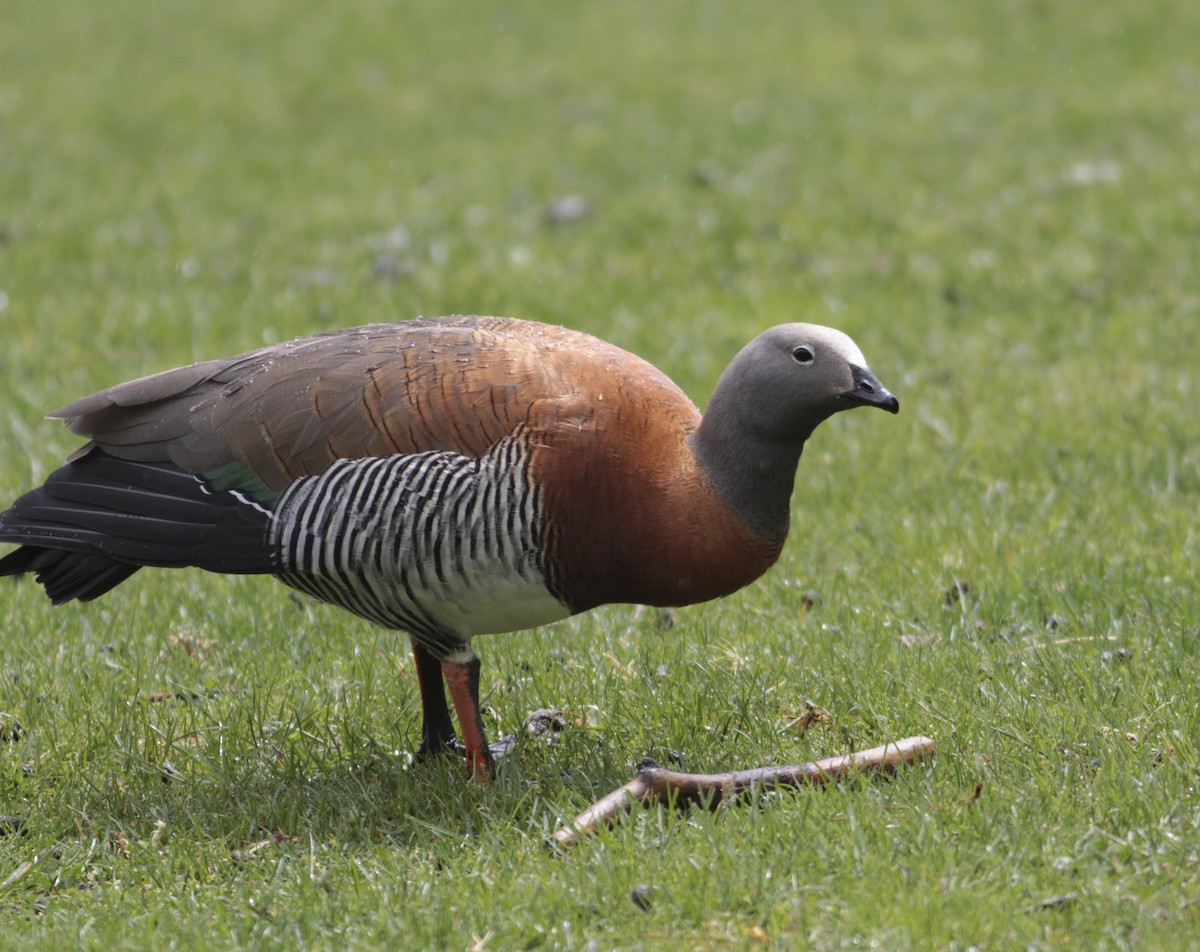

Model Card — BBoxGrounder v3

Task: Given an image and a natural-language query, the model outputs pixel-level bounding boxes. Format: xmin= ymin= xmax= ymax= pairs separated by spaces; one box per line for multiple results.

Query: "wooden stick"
xmin=549 ymin=734 xmax=936 ymax=850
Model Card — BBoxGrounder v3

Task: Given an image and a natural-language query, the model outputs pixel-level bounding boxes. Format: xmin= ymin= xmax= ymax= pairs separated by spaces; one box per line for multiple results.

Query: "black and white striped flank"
xmin=270 ymin=436 xmax=569 ymax=655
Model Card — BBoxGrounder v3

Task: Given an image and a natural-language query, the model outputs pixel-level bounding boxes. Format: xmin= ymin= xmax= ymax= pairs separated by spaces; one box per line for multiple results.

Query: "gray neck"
xmin=690 ymin=398 xmax=815 ymax=544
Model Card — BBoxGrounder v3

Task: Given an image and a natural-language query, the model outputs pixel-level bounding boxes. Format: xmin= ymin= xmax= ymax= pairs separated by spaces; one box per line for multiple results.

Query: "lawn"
xmin=2 ymin=0 xmax=1198 ymax=947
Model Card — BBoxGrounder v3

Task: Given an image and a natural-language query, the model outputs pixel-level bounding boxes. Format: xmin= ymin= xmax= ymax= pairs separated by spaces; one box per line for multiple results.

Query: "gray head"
xmin=692 ymin=323 xmax=898 ymax=540
xmin=709 ymin=323 xmax=898 ymax=440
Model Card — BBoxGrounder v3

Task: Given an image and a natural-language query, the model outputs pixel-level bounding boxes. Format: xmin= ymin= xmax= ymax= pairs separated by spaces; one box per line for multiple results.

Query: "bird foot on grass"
xmin=415 ymin=732 xmax=517 ymax=776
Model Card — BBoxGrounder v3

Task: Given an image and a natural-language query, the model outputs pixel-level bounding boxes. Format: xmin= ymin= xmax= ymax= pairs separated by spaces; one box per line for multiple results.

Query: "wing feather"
xmin=51 ymin=317 xmax=592 ymax=496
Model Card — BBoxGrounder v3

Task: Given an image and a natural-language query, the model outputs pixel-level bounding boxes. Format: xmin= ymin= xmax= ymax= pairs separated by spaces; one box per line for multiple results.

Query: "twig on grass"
xmin=549 ymin=734 xmax=936 ymax=850
xmin=1028 ymin=635 xmax=1119 ymax=650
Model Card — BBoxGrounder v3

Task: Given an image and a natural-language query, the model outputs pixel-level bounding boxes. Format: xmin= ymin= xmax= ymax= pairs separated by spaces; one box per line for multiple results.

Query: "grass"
xmin=1 ymin=0 xmax=1198 ymax=947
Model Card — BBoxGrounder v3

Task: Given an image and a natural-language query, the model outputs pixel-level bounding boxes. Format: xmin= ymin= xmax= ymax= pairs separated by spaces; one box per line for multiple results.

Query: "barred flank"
xmin=271 ymin=437 xmax=545 ymax=650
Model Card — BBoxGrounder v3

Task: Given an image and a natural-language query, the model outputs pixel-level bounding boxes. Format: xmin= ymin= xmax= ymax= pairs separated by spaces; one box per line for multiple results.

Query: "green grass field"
xmin=2 ymin=0 xmax=1198 ymax=947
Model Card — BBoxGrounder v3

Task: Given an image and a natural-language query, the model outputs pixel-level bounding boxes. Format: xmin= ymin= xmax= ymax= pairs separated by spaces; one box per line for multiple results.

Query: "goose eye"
xmin=791 ymin=345 xmax=814 ymax=364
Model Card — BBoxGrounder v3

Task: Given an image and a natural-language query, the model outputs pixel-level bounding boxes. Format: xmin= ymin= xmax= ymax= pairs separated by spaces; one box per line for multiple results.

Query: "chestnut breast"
xmin=522 ymin=345 xmax=784 ymax=613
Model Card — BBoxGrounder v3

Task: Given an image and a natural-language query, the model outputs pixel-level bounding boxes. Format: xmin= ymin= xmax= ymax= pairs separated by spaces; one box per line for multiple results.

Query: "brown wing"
xmin=52 ymin=316 xmax=615 ymax=496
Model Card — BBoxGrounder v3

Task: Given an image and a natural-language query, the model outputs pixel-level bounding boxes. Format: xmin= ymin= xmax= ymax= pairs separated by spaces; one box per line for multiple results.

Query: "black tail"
xmin=0 ymin=450 xmax=276 ymax=604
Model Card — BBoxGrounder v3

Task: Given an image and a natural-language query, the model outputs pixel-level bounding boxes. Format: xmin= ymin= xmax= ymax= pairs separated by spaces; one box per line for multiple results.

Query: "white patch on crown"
xmin=816 ymin=327 xmax=868 ymax=368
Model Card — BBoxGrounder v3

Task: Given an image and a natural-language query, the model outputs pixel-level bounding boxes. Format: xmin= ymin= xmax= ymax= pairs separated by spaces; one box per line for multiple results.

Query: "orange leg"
xmin=441 ymin=655 xmax=493 ymax=783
